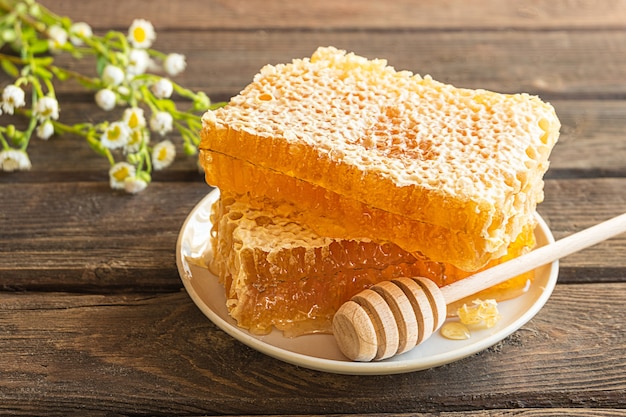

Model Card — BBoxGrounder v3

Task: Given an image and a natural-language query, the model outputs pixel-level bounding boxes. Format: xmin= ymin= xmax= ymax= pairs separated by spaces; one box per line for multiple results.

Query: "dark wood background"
xmin=1 ymin=1 xmax=625 ymax=415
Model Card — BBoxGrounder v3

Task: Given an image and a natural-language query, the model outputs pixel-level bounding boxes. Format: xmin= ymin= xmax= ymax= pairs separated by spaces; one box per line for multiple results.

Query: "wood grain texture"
xmin=38 ymin=0 xmax=626 ymax=30
xmin=21 ymin=29 xmax=626 ymax=99
xmin=1 ymin=0 xmax=625 ymax=415
xmin=0 ymin=284 xmax=624 ymax=415
xmin=0 ymin=182 xmax=210 ymax=291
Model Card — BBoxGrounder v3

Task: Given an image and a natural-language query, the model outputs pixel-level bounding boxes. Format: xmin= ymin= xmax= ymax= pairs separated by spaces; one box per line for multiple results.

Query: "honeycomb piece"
xmin=457 ymin=299 xmax=502 ymax=329
xmin=200 ymin=46 xmax=560 ymax=270
xmin=201 ymin=149 xmax=537 ymax=271
xmin=209 ymin=192 xmax=535 ymax=336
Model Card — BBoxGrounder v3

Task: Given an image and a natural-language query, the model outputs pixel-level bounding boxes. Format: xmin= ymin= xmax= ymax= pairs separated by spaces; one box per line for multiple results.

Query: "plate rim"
xmin=176 ymin=189 xmax=559 ymax=375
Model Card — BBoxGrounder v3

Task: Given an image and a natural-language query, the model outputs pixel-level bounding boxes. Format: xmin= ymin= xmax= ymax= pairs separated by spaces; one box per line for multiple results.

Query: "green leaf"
xmin=155 ymin=99 xmax=176 ymax=113
xmin=33 ymin=65 xmax=53 ymax=79
xmin=30 ymin=39 xmax=50 ymax=55
xmin=1 ymin=59 xmax=20 ymax=78
xmin=36 ymin=57 xmax=55 ymax=66
xmin=19 ymin=25 xmax=37 ymax=41
xmin=96 ymin=54 xmax=108 ymax=76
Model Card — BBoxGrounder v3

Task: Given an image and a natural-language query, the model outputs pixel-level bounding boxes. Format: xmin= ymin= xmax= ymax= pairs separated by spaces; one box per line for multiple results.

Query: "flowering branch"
xmin=0 ymin=0 xmax=223 ymax=192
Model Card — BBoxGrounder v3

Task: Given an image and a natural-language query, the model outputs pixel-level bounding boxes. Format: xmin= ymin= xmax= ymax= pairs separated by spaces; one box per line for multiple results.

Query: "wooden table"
xmin=2 ymin=1 xmax=625 ymax=415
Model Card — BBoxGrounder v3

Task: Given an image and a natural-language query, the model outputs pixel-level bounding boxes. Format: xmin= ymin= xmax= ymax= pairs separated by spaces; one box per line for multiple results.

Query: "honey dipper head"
xmin=332 ymin=277 xmax=447 ymax=362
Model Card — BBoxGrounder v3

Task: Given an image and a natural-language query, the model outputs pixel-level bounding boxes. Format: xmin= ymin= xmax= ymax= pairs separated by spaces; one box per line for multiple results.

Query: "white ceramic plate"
xmin=176 ymin=189 xmax=559 ymax=375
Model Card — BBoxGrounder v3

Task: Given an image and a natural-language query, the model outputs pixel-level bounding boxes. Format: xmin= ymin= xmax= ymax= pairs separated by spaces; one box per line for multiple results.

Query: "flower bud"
xmin=163 ymin=53 xmax=186 ymax=76
xmin=126 ymin=152 xmax=141 ymax=164
xmin=102 ymin=65 xmax=125 ymax=86
xmin=2 ymin=29 xmax=17 ymax=43
xmin=151 ymin=78 xmax=173 ymax=99
xmin=95 ymin=89 xmax=117 ymax=111
xmin=6 ymin=124 xmax=16 ymax=138
xmin=192 ymin=92 xmax=211 ymax=111
xmin=36 ymin=120 xmax=55 ymax=140
xmin=183 ymin=142 xmax=197 ymax=155
xmin=136 ymin=170 xmax=151 ymax=183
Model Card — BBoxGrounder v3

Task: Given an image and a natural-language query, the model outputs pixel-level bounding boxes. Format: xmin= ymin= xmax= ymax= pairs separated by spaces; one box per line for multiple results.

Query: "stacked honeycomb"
xmin=200 ymin=47 xmax=559 ymax=335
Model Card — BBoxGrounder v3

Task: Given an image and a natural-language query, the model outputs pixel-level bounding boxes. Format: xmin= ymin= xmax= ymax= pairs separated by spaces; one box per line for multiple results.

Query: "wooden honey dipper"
xmin=332 ymin=212 xmax=626 ymax=362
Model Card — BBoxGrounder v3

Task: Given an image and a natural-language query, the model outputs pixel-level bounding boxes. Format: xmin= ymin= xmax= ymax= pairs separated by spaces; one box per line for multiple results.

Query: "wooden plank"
xmin=540 ymin=179 xmax=626 ymax=282
xmin=0 ymin=182 xmax=211 ymax=291
xmin=163 ymin=29 xmax=626 ymax=98
xmin=548 ymin=101 xmax=626 ymax=177
xmin=38 ymin=0 xmax=626 ymax=30
xmin=6 ymin=28 xmax=623 ymax=99
xmin=0 ymin=179 xmax=624 ymax=291
xmin=0 ymin=283 xmax=623 ymax=414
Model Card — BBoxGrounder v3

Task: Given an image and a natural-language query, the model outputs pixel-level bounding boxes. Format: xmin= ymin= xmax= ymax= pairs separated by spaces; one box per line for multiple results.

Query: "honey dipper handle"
xmin=441 ymin=212 xmax=626 ymax=304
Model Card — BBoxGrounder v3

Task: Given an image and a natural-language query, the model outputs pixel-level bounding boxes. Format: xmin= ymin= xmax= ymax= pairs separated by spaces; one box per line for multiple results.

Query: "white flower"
xmin=109 ymin=162 xmax=136 ymax=190
xmin=125 ymin=128 xmax=148 ymax=153
xmin=1 ymin=85 xmax=26 ymax=115
xmin=124 ymin=176 xmax=148 ymax=194
xmin=163 ymin=53 xmax=186 ymax=76
xmin=34 ymin=96 xmax=60 ymax=121
xmin=69 ymin=22 xmax=92 ymax=46
xmin=149 ymin=111 xmax=173 ymax=136
xmin=47 ymin=25 xmax=68 ymax=52
xmin=127 ymin=19 xmax=155 ymax=49
xmin=127 ymin=48 xmax=150 ymax=76
xmin=95 ymin=89 xmax=117 ymax=111
xmin=36 ymin=120 xmax=55 ymax=140
xmin=102 ymin=65 xmax=125 ymax=86
xmin=122 ymin=107 xmax=146 ymax=130
xmin=0 ymin=149 xmax=32 ymax=172
xmin=151 ymin=140 xmax=176 ymax=170
xmin=101 ymin=122 xmax=131 ymax=149
xmin=151 ymin=78 xmax=173 ymax=99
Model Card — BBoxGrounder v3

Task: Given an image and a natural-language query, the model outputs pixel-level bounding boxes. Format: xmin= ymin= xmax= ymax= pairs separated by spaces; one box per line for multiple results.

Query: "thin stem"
xmin=20 ymin=111 xmax=37 ymax=151
xmin=0 ymin=131 xmax=10 ymax=150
